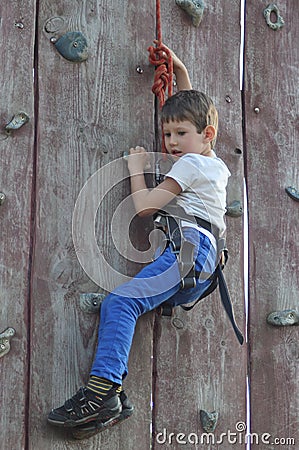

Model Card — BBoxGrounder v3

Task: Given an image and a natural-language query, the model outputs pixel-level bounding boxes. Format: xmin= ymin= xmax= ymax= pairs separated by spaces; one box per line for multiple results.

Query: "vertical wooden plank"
xmin=245 ymin=1 xmax=299 ymax=446
xmin=29 ymin=1 xmax=155 ymax=448
xmin=0 ymin=2 xmax=36 ymax=449
xmin=153 ymin=1 xmax=246 ymax=449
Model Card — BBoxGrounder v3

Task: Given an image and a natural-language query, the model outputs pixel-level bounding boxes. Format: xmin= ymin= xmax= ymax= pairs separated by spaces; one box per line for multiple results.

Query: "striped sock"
xmin=86 ymin=375 xmax=121 ymax=397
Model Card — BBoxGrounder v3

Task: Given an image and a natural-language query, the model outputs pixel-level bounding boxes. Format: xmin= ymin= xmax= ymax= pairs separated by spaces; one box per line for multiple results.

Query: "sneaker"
xmin=71 ymin=390 xmax=134 ymax=440
xmin=47 ymin=387 xmax=122 ymax=428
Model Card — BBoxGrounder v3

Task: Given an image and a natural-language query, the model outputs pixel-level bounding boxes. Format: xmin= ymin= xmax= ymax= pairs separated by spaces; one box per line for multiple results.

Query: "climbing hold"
xmin=267 ymin=310 xmax=299 ymax=327
xmin=225 ymin=200 xmax=243 ymax=217
xmin=285 ymin=186 xmax=299 ymax=202
xmin=175 ymin=0 xmax=205 ymax=27
xmin=0 ymin=327 xmax=16 ymax=358
xmin=5 ymin=112 xmax=29 ymax=131
xmin=263 ymin=4 xmax=285 ymax=31
xmin=53 ymin=31 xmax=88 ymax=62
xmin=79 ymin=293 xmax=105 ymax=314
xmin=199 ymin=410 xmax=219 ymax=432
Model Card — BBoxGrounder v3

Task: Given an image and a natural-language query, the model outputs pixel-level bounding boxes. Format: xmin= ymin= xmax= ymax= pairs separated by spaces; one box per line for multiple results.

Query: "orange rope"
xmin=148 ymin=0 xmax=173 ymax=159
xmin=148 ymin=0 xmax=173 ymax=109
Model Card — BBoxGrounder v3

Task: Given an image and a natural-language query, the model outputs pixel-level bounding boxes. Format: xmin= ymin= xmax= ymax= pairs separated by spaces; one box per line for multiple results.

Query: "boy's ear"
xmin=204 ymin=125 xmax=216 ymax=143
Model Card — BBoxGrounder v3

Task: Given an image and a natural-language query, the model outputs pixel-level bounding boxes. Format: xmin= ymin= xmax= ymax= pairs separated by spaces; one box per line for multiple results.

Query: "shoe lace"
xmin=65 ymin=387 xmax=88 ymax=414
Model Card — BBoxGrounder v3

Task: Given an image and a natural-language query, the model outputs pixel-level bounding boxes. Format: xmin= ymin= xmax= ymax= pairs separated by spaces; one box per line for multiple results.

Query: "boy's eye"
xmin=178 ymin=131 xmax=186 ymax=136
xmin=164 ymin=132 xmax=171 ymax=137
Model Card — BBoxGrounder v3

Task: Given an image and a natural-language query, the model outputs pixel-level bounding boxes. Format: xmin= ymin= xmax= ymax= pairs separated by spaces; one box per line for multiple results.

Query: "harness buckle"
xmin=178 ymin=239 xmax=196 ymax=290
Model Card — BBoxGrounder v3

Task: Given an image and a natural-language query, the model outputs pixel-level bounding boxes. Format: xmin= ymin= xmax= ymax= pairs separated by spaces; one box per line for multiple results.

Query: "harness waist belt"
xmin=194 ymin=217 xmax=212 ymax=233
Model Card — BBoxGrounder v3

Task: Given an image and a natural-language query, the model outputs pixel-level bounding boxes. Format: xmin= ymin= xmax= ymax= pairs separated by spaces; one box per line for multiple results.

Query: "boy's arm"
xmin=171 ymin=51 xmax=192 ymax=90
xmin=127 ymin=147 xmax=181 ymax=216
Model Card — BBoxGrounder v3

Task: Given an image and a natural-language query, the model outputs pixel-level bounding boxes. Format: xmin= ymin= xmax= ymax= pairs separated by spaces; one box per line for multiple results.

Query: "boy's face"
xmin=163 ymin=120 xmax=212 ymax=159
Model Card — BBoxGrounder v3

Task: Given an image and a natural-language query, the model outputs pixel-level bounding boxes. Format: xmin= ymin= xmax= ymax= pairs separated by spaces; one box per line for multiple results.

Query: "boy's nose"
xmin=169 ymin=135 xmax=177 ymax=145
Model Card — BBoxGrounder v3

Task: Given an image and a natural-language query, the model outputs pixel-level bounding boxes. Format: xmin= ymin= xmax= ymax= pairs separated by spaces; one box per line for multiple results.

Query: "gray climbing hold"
xmin=225 ymin=200 xmax=243 ymax=217
xmin=79 ymin=293 xmax=105 ymax=314
xmin=263 ymin=4 xmax=285 ymax=31
xmin=5 ymin=112 xmax=29 ymax=131
xmin=0 ymin=327 xmax=16 ymax=358
xmin=199 ymin=410 xmax=219 ymax=432
xmin=285 ymin=186 xmax=299 ymax=202
xmin=267 ymin=310 xmax=299 ymax=327
xmin=175 ymin=0 xmax=205 ymax=27
xmin=54 ymin=31 xmax=88 ymax=62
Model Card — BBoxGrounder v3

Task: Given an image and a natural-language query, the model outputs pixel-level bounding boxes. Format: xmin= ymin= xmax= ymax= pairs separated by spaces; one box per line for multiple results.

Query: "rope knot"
xmin=148 ymin=42 xmax=173 ymax=109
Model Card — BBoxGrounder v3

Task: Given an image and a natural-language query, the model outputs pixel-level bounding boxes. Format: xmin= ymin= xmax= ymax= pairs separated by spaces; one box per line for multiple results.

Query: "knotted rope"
xmin=148 ymin=0 xmax=173 ymax=160
xmin=148 ymin=0 xmax=173 ymax=109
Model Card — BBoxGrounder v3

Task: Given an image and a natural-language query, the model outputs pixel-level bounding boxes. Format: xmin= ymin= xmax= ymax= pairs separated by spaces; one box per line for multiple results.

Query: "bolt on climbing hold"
xmin=285 ymin=186 xmax=299 ymax=202
xmin=225 ymin=200 xmax=243 ymax=218
xmin=175 ymin=0 xmax=205 ymax=27
xmin=79 ymin=293 xmax=105 ymax=314
xmin=0 ymin=327 xmax=16 ymax=358
xmin=52 ymin=31 xmax=88 ymax=62
xmin=199 ymin=410 xmax=219 ymax=433
xmin=267 ymin=310 xmax=299 ymax=327
xmin=136 ymin=66 xmax=144 ymax=74
xmin=254 ymin=107 xmax=260 ymax=114
xmin=5 ymin=112 xmax=29 ymax=131
xmin=263 ymin=4 xmax=285 ymax=31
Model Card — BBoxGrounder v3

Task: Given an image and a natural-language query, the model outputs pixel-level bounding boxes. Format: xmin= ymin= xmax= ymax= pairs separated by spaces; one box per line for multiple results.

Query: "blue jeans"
xmin=91 ymin=228 xmax=216 ymax=384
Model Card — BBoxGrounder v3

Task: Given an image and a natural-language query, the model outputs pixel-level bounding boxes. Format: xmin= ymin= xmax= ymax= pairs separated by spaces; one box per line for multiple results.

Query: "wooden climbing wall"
xmin=152 ymin=1 xmax=247 ymax=449
xmin=0 ymin=2 xmax=36 ymax=449
xmin=245 ymin=1 xmax=299 ymax=447
xmin=30 ymin=1 xmax=155 ymax=449
xmin=0 ymin=1 xmax=297 ymax=450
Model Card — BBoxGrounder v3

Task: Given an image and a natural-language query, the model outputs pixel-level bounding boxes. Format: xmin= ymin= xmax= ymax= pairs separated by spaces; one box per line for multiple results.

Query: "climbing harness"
xmin=154 ymin=204 xmax=244 ymax=345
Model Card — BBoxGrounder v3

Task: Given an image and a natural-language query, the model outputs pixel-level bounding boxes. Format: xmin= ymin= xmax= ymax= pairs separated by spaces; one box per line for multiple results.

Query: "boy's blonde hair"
xmin=161 ymin=90 xmax=218 ymax=148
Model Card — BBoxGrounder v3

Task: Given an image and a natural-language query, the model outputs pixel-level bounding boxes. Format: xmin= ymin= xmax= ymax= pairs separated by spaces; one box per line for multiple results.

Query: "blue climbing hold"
xmin=54 ymin=31 xmax=88 ymax=62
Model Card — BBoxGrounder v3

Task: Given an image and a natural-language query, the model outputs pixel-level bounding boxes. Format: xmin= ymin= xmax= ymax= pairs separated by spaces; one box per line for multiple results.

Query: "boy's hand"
xmin=153 ymin=41 xmax=186 ymax=73
xmin=152 ymin=41 xmax=192 ymax=90
xmin=127 ymin=146 xmax=150 ymax=174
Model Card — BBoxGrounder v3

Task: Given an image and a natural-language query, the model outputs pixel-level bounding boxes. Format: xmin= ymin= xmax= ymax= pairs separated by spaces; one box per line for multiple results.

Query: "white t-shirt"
xmin=166 ymin=152 xmax=231 ymax=236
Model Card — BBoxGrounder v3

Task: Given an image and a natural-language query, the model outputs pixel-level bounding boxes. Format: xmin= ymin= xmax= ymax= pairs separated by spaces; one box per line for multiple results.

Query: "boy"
xmin=48 ymin=48 xmax=230 ymax=430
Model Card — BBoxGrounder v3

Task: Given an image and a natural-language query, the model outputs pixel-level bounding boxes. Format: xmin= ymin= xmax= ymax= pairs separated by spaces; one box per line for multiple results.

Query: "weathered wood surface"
xmin=29 ymin=1 xmax=155 ymax=449
xmin=3 ymin=1 xmax=298 ymax=449
xmin=153 ymin=1 xmax=247 ymax=449
xmin=245 ymin=0 xmax=299 ymax=447
xmin=0 ymin=2 xmax=36 ymax=449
